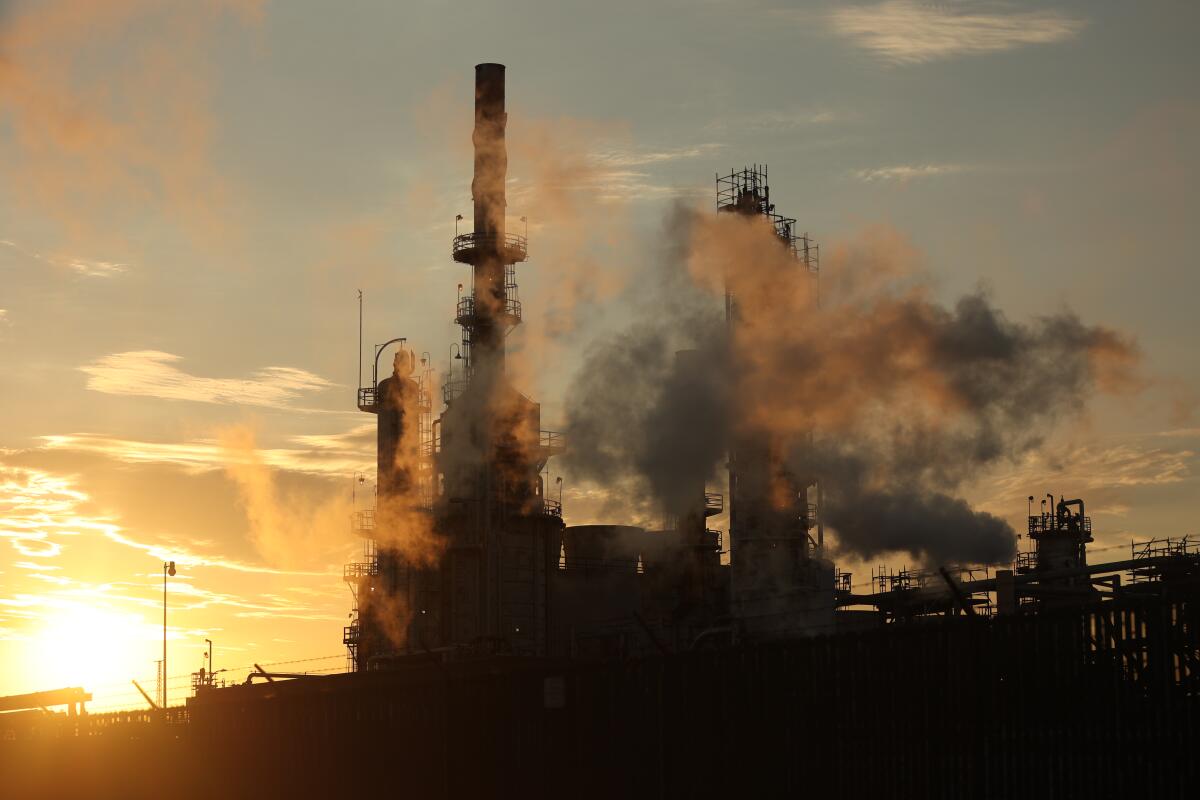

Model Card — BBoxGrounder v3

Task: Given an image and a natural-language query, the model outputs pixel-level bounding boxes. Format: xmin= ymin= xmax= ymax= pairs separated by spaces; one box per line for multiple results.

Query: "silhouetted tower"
xmin=432 ymin=64 xmax=563 ymax=655
xmin=344 ymin=340 xmax=435 ymax=670
xmin=716 ymin=165 xmax=831 ymax=636
xmin=1028 ymin=495 xmax=1097 ymax=607
xmin=449 ymin=63 xmax=525 ymax=384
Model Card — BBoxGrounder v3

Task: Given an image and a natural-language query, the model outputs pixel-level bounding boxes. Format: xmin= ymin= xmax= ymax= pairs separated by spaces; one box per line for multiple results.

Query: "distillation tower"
xmin=346 ymin=64 xmax=563 ymax=669
xmin=717 ymin=166 xmax=836 ymax=637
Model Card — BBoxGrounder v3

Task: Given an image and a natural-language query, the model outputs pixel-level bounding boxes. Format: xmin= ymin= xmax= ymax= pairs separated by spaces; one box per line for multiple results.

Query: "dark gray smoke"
xmin=562 ymin=206 xmax=1136 ymax=564
xmin=563 ymin=206 xmax=728 ymax=520
xmin=563 ymin=318 xmax=729 ymax=521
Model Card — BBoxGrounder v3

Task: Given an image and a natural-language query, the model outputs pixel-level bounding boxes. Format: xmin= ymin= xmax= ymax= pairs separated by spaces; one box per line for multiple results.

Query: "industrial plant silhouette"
xmin=1 ymin=64 xmax=1196 ymax=800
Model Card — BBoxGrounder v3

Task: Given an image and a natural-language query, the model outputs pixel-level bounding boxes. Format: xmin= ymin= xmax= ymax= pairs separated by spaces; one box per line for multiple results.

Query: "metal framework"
xmin=716 ymin=165 xmax=819 ymax=271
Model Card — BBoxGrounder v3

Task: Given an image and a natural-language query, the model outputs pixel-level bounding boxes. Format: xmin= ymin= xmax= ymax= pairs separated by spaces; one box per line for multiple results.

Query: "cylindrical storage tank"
xmin=563 ymin=525 xmax=644 ymax=572
xmin=376 ymin=350 xmax=419 ymax=499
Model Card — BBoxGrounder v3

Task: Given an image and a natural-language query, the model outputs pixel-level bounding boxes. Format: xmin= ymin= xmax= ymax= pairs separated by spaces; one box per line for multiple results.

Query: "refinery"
xmin=2 ymin=64 xmax=1197 ymax=799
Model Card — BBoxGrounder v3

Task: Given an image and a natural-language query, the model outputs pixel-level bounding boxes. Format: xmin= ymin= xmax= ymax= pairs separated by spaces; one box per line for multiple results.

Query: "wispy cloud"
xmin=993 ymin=442 xmax=1193 ymax=495
xmin=854 ymin=163 xmax=965 ymax=182
xmin=976 ymin=440 xmax=1195 ymax=521
xmin=588 ymin=142 xmax=722 ymax=168
xmin=42 ymin=427 xmax=373 ymax=477
xmin=1 ymin=239 xmax=128 ymax=277
xmin=61 ymin=257 xmax=128 ymax=277
xmin=79 ymin=350 xmax=335 ymax=407
xmin=0 ymin=459 xmax=337 ymax=576
xmin=829 ymin=1 xmax=1087 ymax=64
xmin=504 ymin=142 xmax=717 ymax=206
xmin=13 ymin=561 xmax=61 ymax=571
xmin=706 ymin=108 xmax=841 ymax=134
xmin=0 ymin=464 xmax=87 ymax=558
xmin=1157 ymin=428 xmax=1200 ymax=439
xmin=103 ymin=530 xmax=332 ymax=577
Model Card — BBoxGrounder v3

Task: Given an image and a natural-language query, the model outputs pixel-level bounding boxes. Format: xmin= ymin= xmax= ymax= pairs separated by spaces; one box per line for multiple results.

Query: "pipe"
xmin=838 ymin=552 xmax=1199 ymax=607
xmin=372 ymin=337 xmax=408 ymax=391
xmin=243 ymin=668 xmax=318 ymax=684
xmin=937 ymin=567 xmax=978 ymax=617
xmin=131 ymin=680 xmax=158 ymax=710
xmin=1058 ymin=498 xmax=1085 ymax=519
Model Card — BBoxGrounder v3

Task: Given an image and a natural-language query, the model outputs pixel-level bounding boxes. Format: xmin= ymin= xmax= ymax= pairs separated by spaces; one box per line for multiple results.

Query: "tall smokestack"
xmin=470 ymin=62 xmax=508 ymax=371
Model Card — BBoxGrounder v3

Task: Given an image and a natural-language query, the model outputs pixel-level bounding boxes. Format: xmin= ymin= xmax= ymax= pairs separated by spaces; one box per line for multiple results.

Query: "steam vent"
xmin=5 ymin=63 xmax=1198 ymax=800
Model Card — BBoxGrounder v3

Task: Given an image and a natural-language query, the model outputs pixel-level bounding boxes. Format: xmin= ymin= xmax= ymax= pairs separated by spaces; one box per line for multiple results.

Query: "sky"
xmin=0 ymin=0 xmax=1197 ymax=711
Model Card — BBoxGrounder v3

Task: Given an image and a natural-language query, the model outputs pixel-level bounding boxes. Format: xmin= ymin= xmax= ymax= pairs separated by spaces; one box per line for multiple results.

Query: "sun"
xmin=22 ymin=603 xmax=160 ymax=709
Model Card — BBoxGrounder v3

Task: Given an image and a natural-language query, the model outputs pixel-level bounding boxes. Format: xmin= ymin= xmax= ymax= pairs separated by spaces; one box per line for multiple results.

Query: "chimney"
xmin=472 ymin=63 xmax=507 ymax=241
xmin=469 ymin=63 xmax=508 ymax=363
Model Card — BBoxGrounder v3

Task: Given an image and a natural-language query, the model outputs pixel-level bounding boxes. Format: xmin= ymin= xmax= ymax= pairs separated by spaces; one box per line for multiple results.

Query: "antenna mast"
xmin=357 ymin=290 xmax=364 ymax=397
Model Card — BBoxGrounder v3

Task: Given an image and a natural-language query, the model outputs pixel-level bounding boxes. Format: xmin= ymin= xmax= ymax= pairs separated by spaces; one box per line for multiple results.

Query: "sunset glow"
xmin=1 ymin=0 xmax=1196 ymax=720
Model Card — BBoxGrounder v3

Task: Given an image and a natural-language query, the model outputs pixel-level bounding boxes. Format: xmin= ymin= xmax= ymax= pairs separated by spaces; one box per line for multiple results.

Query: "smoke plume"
xmin=564 ymin=207 xmax=1139 ymax=565
xmin=217 ymin=423 xmax=352 ymax=569
xmin=374 ymin=353 xmax=444 ymax=567
xmin=0 ymin=0 xmax=262 ymax=244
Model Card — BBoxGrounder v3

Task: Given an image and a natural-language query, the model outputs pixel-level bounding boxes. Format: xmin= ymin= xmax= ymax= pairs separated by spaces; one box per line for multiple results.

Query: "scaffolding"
xmin=1129 ymin=535 xmax=1200 ymax=584
xmin=716 ymin=165 xmax=819 ymax=272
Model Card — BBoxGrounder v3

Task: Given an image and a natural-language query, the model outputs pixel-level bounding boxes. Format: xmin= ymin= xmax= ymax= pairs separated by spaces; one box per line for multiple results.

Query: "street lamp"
xmin=163 ymin=561 xmax=175 ymax=707
xmin=204 ymin=638 xmax=213 ymax=687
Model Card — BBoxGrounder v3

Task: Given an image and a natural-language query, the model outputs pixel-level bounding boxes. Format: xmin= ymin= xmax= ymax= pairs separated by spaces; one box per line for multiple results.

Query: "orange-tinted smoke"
xmin=0 ymin=0 xmax=262 ymax=246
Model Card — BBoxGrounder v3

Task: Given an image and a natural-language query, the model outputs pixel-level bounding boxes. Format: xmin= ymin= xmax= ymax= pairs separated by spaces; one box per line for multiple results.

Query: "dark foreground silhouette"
xmin=3 ymin=593 xmax=1197 ymax=800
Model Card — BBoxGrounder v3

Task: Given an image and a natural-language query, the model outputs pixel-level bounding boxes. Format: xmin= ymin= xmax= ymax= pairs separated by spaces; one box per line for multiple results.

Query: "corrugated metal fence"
xmin=4 ymin=595 xmax=1197 ymax=799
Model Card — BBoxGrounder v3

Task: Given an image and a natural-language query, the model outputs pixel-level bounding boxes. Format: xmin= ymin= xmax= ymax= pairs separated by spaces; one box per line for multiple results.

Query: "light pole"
xmin=163 ymin=560 xmax=175 ymax=707
xmin=204 ymin=638 xmax=213 ymax=687
xmin=352 ymin=471 xmax=368 ymax=506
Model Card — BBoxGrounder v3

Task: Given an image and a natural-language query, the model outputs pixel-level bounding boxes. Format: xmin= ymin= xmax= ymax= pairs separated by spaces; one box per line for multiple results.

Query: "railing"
xmin=361 ymin=382 xmax=433 ymax=414
xmin=455 ymin=295 xmax=522 ymax=325
xmin=343 ymin=560 xmax=379 ymax=581
xmin=872 ymin=567 xmax=923 ymax=595
xmin=540 ymin=430 xmax=563 ymax=452
xmin=443 ymin=377 xmax=469 ymax=405
xmin=352 ymin=509 xmax=375 ymax=535
xmin=1130 ymin=535 xmax=1200 ymax=583
xmin=559 ymin=556 xmax=641 ymax=573
xmin=542 ymin=498 xmax=562 ymax=518
xmin=1015 ymin=551 xmax=1037 ymax=573
xmin=834 ymin=571 xmax=853 ymax=594
xmin=1132 ymin=535 xmax=1198 ymax=561
xmin=1028 ymin=514 xmax=1092 ymax=538
xmin=451 ymin=232 xmax=528 ymax=263
xmin=704 ymin=492 xmax=724 ymax=516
